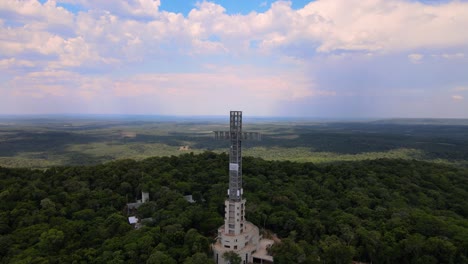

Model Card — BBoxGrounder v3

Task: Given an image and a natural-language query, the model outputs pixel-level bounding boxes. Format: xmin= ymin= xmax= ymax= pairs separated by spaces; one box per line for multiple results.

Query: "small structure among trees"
xmin=126 ymin=191 xmax=150 ymax=229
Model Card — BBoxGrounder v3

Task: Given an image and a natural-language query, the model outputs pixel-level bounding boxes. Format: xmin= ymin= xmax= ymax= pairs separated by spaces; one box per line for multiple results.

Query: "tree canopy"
xmin=1 ymin=152 xmax=467 ymax=263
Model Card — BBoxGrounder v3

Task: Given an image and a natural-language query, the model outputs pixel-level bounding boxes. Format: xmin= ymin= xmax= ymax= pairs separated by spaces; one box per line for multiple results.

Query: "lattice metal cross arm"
xmin=213 ymin=131 xmax=261 ymax=141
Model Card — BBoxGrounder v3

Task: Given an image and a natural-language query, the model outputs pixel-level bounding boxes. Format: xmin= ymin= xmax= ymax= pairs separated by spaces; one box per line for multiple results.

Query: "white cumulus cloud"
xmin=1 ymin=0 xmax=468 ymax=116
xmin=408 ymin=53 xmax=424 ymax=63
xmin=442 ymin=53 xmax=465 ymax=59
xmin=57 ymin=0 xmax=161 ymax=18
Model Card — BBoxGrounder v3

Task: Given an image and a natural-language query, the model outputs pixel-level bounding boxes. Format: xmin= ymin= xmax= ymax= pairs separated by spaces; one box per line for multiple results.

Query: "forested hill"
xmin=1 ymin=153 xmax=467 ymax=263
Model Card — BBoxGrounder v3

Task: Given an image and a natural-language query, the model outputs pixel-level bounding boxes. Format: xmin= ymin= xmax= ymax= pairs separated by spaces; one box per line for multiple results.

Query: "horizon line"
xmin=1 ymin=113 xmax=468 ymax=120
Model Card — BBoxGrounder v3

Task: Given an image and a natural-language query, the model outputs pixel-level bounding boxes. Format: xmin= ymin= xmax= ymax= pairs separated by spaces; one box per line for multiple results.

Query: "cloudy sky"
xmin=1 ymin=0 xmax=468 ymax=117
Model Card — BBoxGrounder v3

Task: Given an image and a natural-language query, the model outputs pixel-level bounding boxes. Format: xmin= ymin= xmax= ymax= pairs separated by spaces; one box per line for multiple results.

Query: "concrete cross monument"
xmin=212 ymin=111 xmax=274 ymax=264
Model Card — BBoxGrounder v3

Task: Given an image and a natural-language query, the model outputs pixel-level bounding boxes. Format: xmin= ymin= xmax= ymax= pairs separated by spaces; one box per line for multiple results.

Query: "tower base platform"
xmin=212 ymin=222 xmax=274 ymax=264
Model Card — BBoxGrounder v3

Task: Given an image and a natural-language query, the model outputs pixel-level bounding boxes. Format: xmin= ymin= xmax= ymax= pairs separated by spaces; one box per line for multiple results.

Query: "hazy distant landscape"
xmin=1 ymin=116 xmax=467 ymax=168
xmin=3 ymin=0 xmax=468 ymax=263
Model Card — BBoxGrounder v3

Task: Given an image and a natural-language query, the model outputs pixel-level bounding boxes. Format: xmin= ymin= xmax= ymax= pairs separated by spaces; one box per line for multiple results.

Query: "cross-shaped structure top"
xmin=214 ymin=111 xmax=261 ymax=202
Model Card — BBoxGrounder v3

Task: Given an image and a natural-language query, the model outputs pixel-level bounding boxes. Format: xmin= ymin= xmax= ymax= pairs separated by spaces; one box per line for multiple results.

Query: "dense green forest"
xmin=1 ymin=153 xmax=467 ymax=263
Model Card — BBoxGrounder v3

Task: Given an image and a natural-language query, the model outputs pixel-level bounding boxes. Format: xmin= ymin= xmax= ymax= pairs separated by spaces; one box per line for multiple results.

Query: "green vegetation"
xmin=1 ymin=153 xmax=467 ymax=263
xmin=244 ymin=147 xmax=424 ymax=163
xmin=223 ymin=251 xmax=242 ymax=264
xmin=1 ymin=117 xmax=468 ymax=168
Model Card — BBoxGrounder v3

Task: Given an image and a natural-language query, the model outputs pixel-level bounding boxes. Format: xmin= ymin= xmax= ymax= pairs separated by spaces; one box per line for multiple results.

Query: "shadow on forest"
xmin=0 ymin=131 xmax=107 ymax=157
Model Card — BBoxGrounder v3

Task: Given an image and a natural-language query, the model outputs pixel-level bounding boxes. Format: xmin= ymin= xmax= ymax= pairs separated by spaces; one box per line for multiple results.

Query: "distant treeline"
xmin=2 ymin=121 xmax=468 ymax=168
xmin=1 ymin=153 xmax=467 ymax=263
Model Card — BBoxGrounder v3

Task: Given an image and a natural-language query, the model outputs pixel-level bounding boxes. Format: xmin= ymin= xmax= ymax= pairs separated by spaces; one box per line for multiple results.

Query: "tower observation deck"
xmin=212 ymin=111 xmax=273 ymax=264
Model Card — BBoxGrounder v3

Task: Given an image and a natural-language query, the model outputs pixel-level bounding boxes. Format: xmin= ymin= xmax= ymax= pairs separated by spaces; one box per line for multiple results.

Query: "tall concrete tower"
xmin=212 ymin=111 xmax=273 ymax=264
